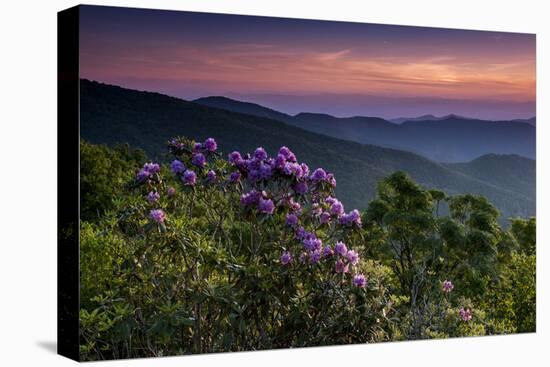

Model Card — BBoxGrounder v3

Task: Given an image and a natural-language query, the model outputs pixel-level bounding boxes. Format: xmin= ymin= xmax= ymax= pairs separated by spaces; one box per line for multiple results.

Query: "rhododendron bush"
xmin=79 ymin=138 xmax=535 ymax=361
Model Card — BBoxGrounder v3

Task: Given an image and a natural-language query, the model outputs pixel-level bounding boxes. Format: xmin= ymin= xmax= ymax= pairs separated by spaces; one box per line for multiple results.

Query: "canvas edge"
xmin=57 ymin=4 xmax=81 ymax=362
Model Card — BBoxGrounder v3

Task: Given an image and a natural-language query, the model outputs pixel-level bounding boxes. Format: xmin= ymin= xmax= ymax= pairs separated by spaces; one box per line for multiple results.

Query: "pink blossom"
xmin=335 ymin=259 xmax=350 ymax=273
xmin=459 ymin=307 xmax=473 ymax=322
xmin=442 ymin=280 xmax=454 ymax=293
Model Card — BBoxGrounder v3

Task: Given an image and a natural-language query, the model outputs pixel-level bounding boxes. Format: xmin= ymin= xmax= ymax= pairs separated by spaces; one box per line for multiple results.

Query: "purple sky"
xmin=79 ymin=5 xmax=536 ymax=120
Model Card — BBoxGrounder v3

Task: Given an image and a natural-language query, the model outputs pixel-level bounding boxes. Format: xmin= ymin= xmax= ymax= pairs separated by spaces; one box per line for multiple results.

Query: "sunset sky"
xmin=79 ymin=5 xmax=536 ymax=120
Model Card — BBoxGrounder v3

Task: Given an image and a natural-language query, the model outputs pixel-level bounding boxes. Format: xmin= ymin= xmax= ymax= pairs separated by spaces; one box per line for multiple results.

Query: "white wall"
xmin=0 ymin=1 xmax=546 ymax=366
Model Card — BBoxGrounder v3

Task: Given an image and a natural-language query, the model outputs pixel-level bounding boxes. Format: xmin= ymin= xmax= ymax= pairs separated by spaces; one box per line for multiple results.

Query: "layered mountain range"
xmin=194 ymin=96 xmax=535 ymax=163
xmin=80 ymin=80 xmax=536 ymax=222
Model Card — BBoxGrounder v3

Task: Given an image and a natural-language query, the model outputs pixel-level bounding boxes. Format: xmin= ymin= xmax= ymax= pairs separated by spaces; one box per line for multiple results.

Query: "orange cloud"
xmin=81 ymin=41 xmax=535 ymax=102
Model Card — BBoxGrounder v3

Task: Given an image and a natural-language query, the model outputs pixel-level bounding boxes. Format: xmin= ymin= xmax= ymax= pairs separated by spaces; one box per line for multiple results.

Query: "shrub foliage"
xmin=79 ymin=138 xmax=536 ymax=360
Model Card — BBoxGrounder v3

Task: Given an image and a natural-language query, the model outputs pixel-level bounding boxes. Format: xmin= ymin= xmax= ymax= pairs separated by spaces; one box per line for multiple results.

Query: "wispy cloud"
xmin=81 ymin=40 xmax=535 ymax=103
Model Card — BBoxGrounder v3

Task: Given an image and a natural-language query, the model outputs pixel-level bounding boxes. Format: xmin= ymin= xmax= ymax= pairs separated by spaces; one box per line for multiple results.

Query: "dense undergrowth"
xmin=79 ymin=138 xmax=535 ymax=361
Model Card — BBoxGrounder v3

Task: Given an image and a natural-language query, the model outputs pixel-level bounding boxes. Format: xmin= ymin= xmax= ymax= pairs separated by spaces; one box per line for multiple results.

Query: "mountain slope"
xmin=193 ymin=96 xmax=294 ymax=124
xmin=195 ymin=96 xmax=536 ymax=162
xmin=445 ymin=154 xmax=536 ymax=202
xmin=81 ymin=80 xmax=535 ymax=220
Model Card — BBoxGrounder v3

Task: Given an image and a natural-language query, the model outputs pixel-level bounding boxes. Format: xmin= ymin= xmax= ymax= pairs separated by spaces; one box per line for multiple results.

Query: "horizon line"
xmin=80 ymin=78 xmax=537 ymax=122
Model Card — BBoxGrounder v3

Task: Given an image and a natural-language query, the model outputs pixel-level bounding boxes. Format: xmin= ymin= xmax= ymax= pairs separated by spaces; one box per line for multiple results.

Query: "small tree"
xmin=365 ymin=172 xmax=501 ymax=338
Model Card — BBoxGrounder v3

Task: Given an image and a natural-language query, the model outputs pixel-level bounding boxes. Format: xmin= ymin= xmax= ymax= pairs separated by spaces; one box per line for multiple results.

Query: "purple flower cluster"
xmin=229 ymin=171 xmax=241 ymax=183
xmin=168 ymin=138 xmax=186 ymax=154
xmin=168 ymin=137 xmax=216 ymax=166
xmin=162 ymin=137 xmax=366 ymax=289
xmin=136 ymin=162 xmax=160 ymax=182
xmin=286 ymin=213 xmax=299 ymax=227
xmin=345 ymin=250 xmax=360 ymax=266
xmin=332 ymin=241 xmax=361 ymax=274
xmin=279 ymin=146 xmax=297 ymax=162
xmin=143 ymin=162 xmax=160 ymax=173
xmin=308 ymin=197 xmax=361 ymax=228
xmin=243 ymin=149 xmax=273 ymax=182
xmin=292 ymin=228 xmax=325 ymax=264
xmin=293 ymin=181 xmax=308 ymax=195
xmin=310 ymin=168 xmax=336 ymax=187
xmin=310 ymin=250 xmax=322 ymax=264
xmin=168 ymin=138 xmax=219 ymax=187
xmin=206 ymin=170 xmax=217 ymax=183
xmin=240 ymin=190 xmax=275 ymax=215
xmin=255 ymin=147 xmax=268 ymax=161
xmin=442 ymin=280 xmax=454 ymax=293
xmin=339 ymin=209 xmax=362 ymax=227
xmin=147 ymin=191 xmax=160 ymax=203
xmin=323 ymin=245 xmax=334 ymax=257
xmin=190 ymin=137 xmax=219 ymax=154
xmin=320 ymin=211 xmax=331 ymax=224
xmin=170 ymin=158 xmax=197 ymax=187
xmin=311 ymin=168 xmax=327 ymax=183
xmin=291 ymin=229 xmax=362 ymax=275
xmin=334 ymin=241 xmax=348 ymax=256
xmin=303 ymin=236 xmax=322 ymax=252
xmin=240 ymin=190 xmax=262 ymax=206
xmin=182 ymin=170 xmax=197 ymax=186
xmin=204 ymin=138 xmax=217 ymax=152
xmin=280 ymin=251 xmax=292 ymax=265
xmin=171 ymin=160 xmax=186 ymax=174
xmin=228 ymin=146 xmax=311 ymax=190
xmin=191 ymin=153 xmax=206 ymax=168
xmin=459 ymin=307 xmax=472 ymax=321
xmin=258 ymin=197 xmax=275 ymax=214
xmin=149 ymin=209 xmax=166 ymax=224
xmin=329 ymin=198 xmax=344 ymax=217
xmin=352 ymin=274 xmax=367 ymax=288
xmin=226 ymin=145 xmax=359 ymax=233
xmin=228 ymin=151 xmax=242 ymax=165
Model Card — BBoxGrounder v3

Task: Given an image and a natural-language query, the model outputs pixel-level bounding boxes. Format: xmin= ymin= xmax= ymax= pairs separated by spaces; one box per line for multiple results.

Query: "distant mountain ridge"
xmin=390 ymin=114 xmax=473 ymax=124
xmin=81 ymin=80 xmax=535 ymax=222
xmin=512 ymin=117 xmax=536 ymax=126
xmin=194 ymin=96 xmax=536 ymax=163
